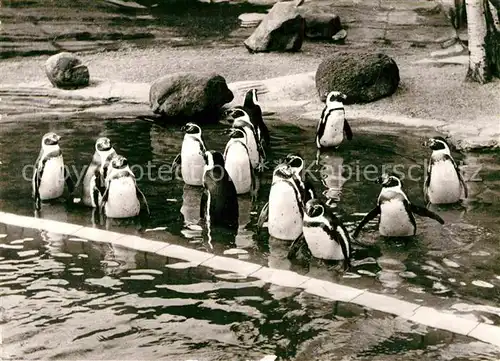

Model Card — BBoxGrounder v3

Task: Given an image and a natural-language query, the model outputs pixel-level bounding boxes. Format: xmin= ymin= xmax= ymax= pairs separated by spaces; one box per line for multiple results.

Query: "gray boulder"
xmin=298 ymin=8 xmax=342 ymax=40
xmin=149 ymin=72 xmax=234 ymax=123
xmin=315 ymin=52 xmax=400 ymax=104
xmin=244 ymin=1 xmax=306 ymax=53
xmin=45 ymin=52 xmax=90 ymax=89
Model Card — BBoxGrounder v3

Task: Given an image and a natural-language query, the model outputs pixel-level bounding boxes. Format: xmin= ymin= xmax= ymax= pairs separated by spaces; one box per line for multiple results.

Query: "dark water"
xmin=1 ymin=117 xmax=500 ymax=359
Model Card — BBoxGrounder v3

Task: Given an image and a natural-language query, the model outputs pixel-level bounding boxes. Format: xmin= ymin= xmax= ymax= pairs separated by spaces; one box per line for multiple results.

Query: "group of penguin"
xmin=31 ymin=88 xmax=469 ymax=271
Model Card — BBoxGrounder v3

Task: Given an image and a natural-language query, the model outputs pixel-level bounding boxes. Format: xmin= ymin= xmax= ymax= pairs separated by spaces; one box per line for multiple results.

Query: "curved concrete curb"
xmin=1 ymin=211 xmax=499 ymax=348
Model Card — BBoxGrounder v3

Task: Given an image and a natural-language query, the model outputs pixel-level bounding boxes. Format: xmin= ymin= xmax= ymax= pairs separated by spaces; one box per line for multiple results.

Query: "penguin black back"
xmin=201 ymin=150 xmax=239 ymax=229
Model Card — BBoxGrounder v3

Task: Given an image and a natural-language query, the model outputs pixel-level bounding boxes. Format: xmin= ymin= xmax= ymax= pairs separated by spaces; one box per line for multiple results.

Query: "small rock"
xmin=315 ymin=52 xmax=400 ymax=104
xmin=244 ymin=1 xmax=306 ymax=53
xmin=45 ymin=52 xmax=90 ymax=89
xmin=238 ymin=13 xmax=266 ymax=28
xmin=149 ymin=72 xmax=234 ymax=123
xmin=298 ymin=8 xmax=342 ymax=40
xmin=472 ymin=280 xmax=494 ymax=288
xmin=331 ymin=29 xmax=347 ymax=43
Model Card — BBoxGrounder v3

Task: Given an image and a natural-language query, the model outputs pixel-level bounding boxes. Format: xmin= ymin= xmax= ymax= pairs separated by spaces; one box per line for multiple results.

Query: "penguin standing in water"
xmin=243 ymin=88 xmax=270 ymax=148
xmin=223 ymin=127 xmax=255 ymax=195
xmin=258 ymin=163 xmax=304 ymax=241
xmin=200 ymin=150 xmax=239 ymax=230
xmin=298 ymin=198 xmax=352 ymax=268
xmin=225 ymin=107 xmax=266 ymax=171
xmin=424 ymin=136 xmax=468 ymax=205
xmin=172 ymin=123 xmax=207 ymax=186
xmin=353 ymin=173 xmax=444 ymax=238
xmin=82 ymin=137 xmax=116 ymax=207
xmin=98 ymin=155 xmax=150 ymax=219
xmin=32 ymin=132 xmax=74 ymax=210
xmin=316 ymin=91 xmax=353 ymax=150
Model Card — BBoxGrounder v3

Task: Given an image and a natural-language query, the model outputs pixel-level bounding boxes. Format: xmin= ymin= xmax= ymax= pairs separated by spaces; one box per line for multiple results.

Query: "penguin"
xmin=282 ymin=153 xmax=316 ymax=203
xmin=225 ymin=107 xmax=266 ymax=171
xmin=32 ymin=132 xmax=74 ymax=210
xmin=223 ymin=127 xmax=255 ymax=195
xmin=301 ymin=198 xmax=352 ymax=263
xmin=172 ymin=122 xmax=207 ymax=186
xmin=200 ymin=150 xmax=239 ymax=230
xmin=316 ymin=91 xmax=353 ymax=149
xmin=82 ymin=137 xmax=116 ymax=207
xmin=257 ymin=163 xmax=304 ymax=241
xmin=243 ymin=88 xmax=270 ymax=148
xmin=424 ymin=136 xmax=468 ymax=204
xmin=98 ymin=155 xmax=150 ymax=219
xmin=353 ymin=173 xmax=445 ymax=238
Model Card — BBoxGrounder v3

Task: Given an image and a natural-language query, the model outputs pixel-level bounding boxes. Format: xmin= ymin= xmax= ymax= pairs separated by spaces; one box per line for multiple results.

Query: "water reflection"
xmin=235 ymin=195 xmax=255 ymax=249
xmin=317 ymin=152 xmax=347 ymax=208
xmin=180 ymin=184 xmax=203 ymax=227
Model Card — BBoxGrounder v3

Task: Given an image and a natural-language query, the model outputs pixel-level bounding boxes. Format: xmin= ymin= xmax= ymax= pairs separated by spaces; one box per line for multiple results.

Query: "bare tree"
xmin=465 ymin=0 xmax=500 ymax=83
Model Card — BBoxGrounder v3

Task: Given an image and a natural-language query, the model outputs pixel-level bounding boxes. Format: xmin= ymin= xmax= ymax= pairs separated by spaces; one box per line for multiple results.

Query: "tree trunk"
xmin=465 ymin=0 xmax=490 ymax=82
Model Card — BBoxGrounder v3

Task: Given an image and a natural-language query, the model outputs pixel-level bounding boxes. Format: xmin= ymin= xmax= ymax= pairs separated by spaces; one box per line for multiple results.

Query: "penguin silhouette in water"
xmin=200 ymin=150 xmax=239 ymax=231
xmin=287 ymin=197 xmax=352 ymax=270
xmin=225 ymin=107 xmax=266 ymax=171
xmin=316 ymin=91 xmax=352 ymax=151
xmin=32 ymin=132 xmax=74 ymax=210
xmin=223 ymin=127 xmax=256 ymax=196
xmin=96 ymin=155 xmax=150 ymax=223
xmin=353 ymin=173 xmax=444 ymax=239
xmin=172 ymin=122 xmax=208 ymax=186
xmin=424 ymin=136 xmax=468 ymax=205
xmin=243 ymin=88 xmax=270 ymax=149
xmin=82 ymin=137 xmax=116 ymax=207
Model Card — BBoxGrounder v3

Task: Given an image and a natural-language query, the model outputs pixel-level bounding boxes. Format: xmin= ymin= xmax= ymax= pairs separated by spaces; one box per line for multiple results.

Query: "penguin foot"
xmin=255 ymin=161 xmax=269 ymax=173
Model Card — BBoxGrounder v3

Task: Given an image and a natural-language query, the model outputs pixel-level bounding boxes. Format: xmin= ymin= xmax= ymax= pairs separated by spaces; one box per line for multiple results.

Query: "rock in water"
xmin=149 ymin=72 xmax=234 ymax=123
xmin=315 ymin=52 xmax=400 ymax=104
xmin=244 ymin=1 xmax=305 ymax=53
xmin=45 ymin=52 xmax=90 ymax=89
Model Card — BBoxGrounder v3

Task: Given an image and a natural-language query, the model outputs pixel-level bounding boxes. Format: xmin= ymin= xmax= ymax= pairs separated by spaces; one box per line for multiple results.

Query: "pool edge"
xmin=1 ymin=211 xmax=500 ymax=348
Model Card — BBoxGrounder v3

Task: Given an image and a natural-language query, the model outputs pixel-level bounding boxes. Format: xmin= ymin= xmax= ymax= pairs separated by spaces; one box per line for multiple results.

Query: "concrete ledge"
xmin=1 ymin=210 xmax=500 ymax=348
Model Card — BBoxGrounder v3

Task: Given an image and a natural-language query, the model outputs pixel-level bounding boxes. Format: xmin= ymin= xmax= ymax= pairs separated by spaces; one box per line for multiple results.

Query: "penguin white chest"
xmin=268 ymin=181 xmax=303 ymax=241
xmin=38 ymin=156 xmax=65 ymax=200
xmin=379 ymin=200 xmax=414 ymax=237
xmin=428 ymin=160 xmax=461 ymax=204
xmin=242 ymin=128 xmax=259 ymax=168
xmin=318 ymin=110 xmax=344 ymax=148
xmin=303 ymin=216 xmax=346 ymax=260
xmin=105 ymin=177 xmax=140 ymax=218
xmin=224 ymin=141 xmax=252 ymax=194
xmin=181 ymin=137 xmax=205 ymax=186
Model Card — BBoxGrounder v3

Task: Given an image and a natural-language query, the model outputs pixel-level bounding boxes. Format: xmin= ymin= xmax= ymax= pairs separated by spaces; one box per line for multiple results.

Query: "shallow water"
xmin=1 ymin=116 xmax=500 ymax=359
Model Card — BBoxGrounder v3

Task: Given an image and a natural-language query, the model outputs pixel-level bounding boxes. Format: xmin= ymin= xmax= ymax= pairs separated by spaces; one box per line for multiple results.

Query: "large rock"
xmin=244 ymin=1 xmax=306 ymax=53
xmin=45 ymin=52 xmax=90 ymax=89
xmin=315 ymin=52 xmax=400 ymax=104
xmin=298 ymin=8 xmax=342 ymax=40
xmin=149 ymin=72 xmax=234 ymax=123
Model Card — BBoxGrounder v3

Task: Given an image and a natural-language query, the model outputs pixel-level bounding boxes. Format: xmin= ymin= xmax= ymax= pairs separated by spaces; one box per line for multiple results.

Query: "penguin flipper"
xmin=171 ymin=153 xmax=181 ymax=181
xmin=136 ymin=186 xmax=150 ymax=216
xmin=410 ymin=203 xmax=445 ymax=224
xmin=403 ymin=200 xmax=418 ymax=235
xmin=33 ymin=167 xmax=42 ymax=210
xmin=287 ymin=233 xmax=307 ymax=260
xmin=343 ymin=118 xmax=353 ymax=141
xmin=304 ymin=176 xmax=316 ymax=203
xmin=200 ymin=190 xmax=208 ymax=219
xmin=352 ymin=206 xmax=380 ymax=238
xmin=64 ymin=166 xmax=75 ymax=196
xmin=257 ymin=202 xmax=269 ymax=229
xmin=444 ymin=154 xmax=468 ymax=198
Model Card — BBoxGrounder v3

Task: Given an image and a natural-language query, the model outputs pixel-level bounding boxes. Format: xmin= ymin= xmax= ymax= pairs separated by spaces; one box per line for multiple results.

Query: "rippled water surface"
xmin=1 ymin=116 xmax=500 ymax=360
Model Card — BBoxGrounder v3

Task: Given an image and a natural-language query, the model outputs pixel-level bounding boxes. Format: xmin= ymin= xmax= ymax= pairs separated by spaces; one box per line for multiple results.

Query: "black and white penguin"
xmin=424 ymin=136 xmax=468 ymax=204
xmin=316 ymin=91 xmax=353 ymax=149
xmin=243 ymin=88 xmax=270 ymax=148
xmin=200 ymin=150 xmax=239 ymax=230
xmin=172 ymin=123 xmax=207 ymax=186
xmin=353 ymin=173 xmax=444 ymax=238
xmin=282 ymin=153 xmax=316 ymax=203
xmin=258 ymin=163 xmax=304 ymax=241
xmin=302 ymin=198 xmax=352 ymax=262
xmin=32 ymin=132 xmax=74 ymax=209
xmin=225 ymin=107 xmax=265 ymax=170
xmin=99 ymin=155 xmax=150 ymax=219
xmin=82 ymin=137 xmax=116 ymax=207
xmin=223 ymin=127 xmax=255 ymax=195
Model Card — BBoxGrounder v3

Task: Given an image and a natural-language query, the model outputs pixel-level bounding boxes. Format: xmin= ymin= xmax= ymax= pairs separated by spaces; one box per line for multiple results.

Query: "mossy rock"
xmin=45 ymin=52 xmax=90 ymax=89
xmin=315 ymin=52 xmax=400 ymax=104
